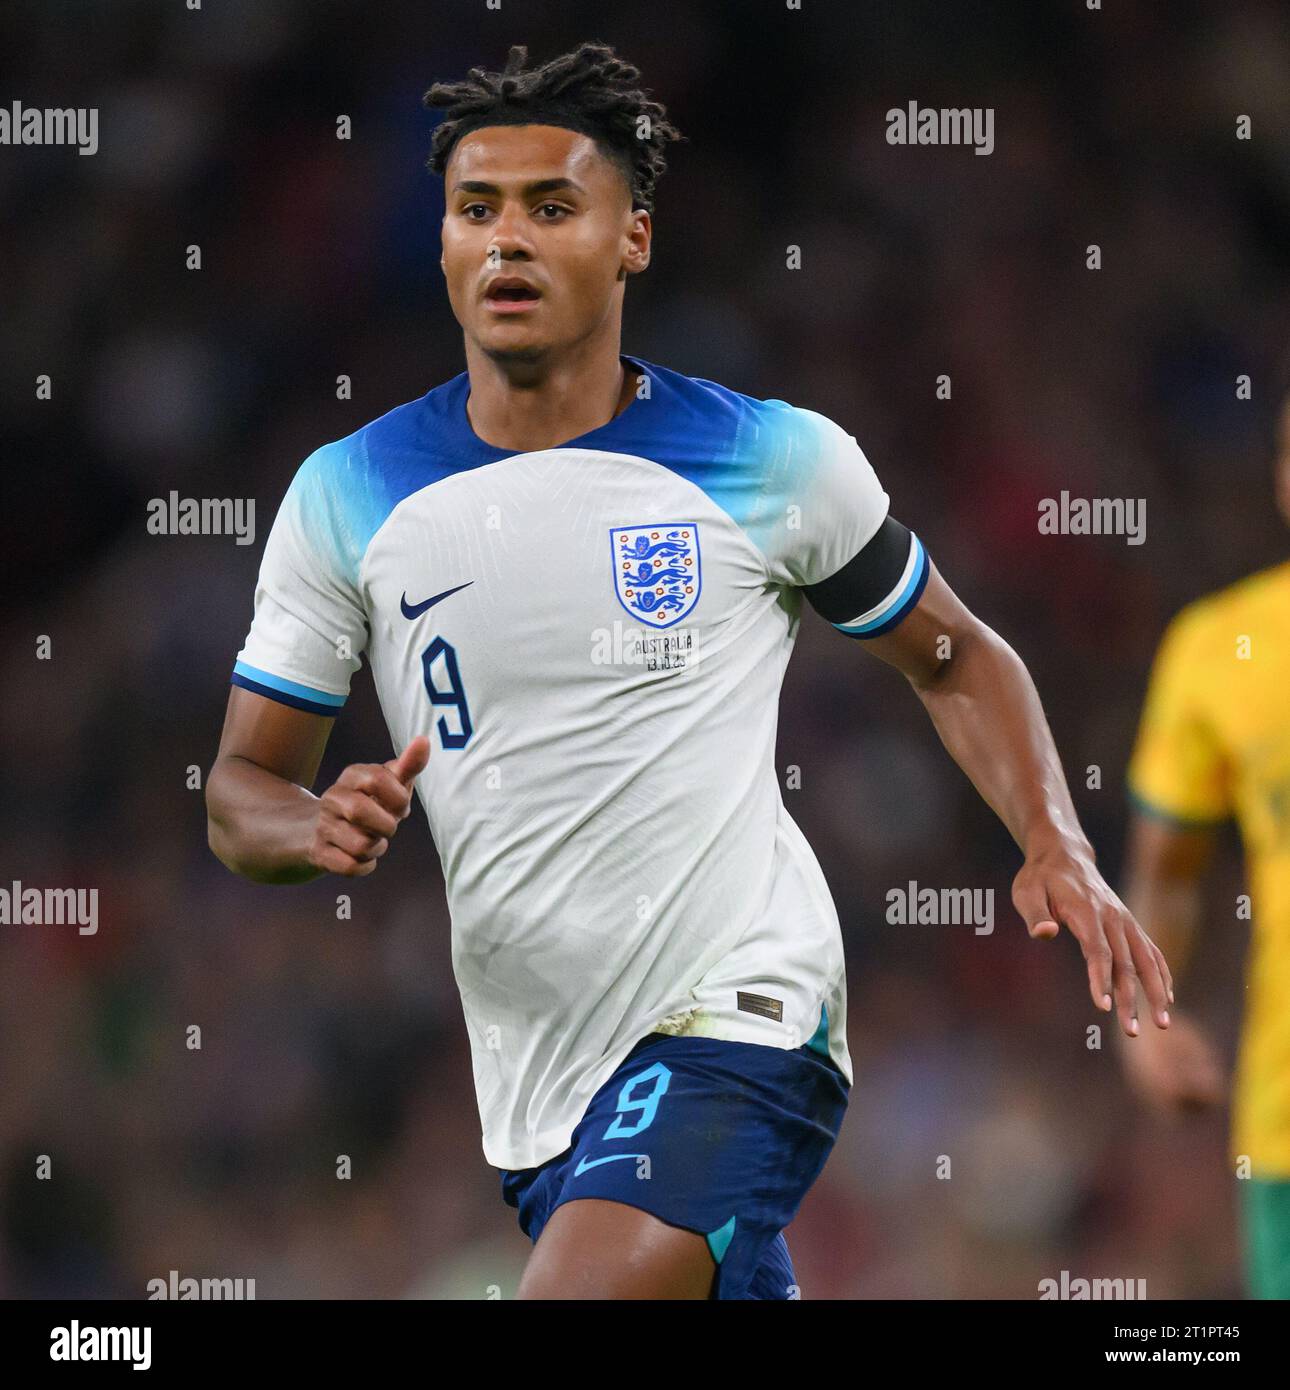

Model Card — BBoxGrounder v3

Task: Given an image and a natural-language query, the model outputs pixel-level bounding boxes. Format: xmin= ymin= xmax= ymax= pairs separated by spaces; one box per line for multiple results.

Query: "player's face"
xmin=440 ymin=124 xmax=649 ymax=363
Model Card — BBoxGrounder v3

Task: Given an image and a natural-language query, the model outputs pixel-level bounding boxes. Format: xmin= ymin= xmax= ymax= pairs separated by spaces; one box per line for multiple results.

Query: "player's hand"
xmin=1013 ymin=835 xmax=1174 ymax=1038
xmin=306 ymin=736 xmax=431 ymax=877
xmin=1117 ymin=1008 xmax=1226 ymax=1112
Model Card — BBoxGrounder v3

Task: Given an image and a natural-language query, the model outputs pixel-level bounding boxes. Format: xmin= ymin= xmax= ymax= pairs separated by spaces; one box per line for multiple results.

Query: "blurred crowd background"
xmin=2 ymin=0 xmax=1288 ymax=1298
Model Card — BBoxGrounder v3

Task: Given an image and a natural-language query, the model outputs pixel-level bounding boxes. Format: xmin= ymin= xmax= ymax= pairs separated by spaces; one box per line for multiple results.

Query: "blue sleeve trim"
xmin=231 ymin=662 xmax=345 ymax=716
xmin=834 ymin=536 xmax=930 ymax=639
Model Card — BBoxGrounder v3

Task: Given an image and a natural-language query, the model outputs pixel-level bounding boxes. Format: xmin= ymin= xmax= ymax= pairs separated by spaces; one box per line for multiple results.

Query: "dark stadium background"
xmin=1 ymin=0 xmax=1287 ymax=1297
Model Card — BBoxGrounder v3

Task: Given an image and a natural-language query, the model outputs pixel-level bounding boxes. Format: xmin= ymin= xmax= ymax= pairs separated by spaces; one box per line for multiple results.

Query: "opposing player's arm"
xmin=207 ymin=687 xmax=429 ymax=885
xmin=801 ymin=535 xmax=1173 ymax=1038
xmin=1123 ymin=811 xmax=1216 ymax=981
xmin=1116 ymin=812 xmax=1225 ymax=1108
xmin=1120 ymin=604 xmax=1232 ymax=985
xmin=1113 ymin=612 xmax=1231 ymax=1103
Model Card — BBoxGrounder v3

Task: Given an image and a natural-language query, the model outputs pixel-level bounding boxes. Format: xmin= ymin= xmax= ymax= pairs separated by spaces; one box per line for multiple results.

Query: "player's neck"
xmin=462 ymin=342 xmax=637 ymax=453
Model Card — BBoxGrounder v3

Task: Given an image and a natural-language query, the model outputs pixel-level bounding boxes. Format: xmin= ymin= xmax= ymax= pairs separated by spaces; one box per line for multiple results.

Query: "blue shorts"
xmin=500 ymin=1031 xmax=849 ymax=1299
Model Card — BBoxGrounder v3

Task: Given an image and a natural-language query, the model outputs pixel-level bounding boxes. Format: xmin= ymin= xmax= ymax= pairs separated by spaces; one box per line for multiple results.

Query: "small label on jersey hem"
xmin=736 ymin=991 xmax=784 ymax=1022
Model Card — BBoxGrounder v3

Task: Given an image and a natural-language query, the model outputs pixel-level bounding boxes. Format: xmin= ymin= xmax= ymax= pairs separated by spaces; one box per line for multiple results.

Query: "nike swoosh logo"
xmin=573 ymin=1153 xmax=647 ymax=1176
xmin=400 ymin=581 xmax=473 ymax=619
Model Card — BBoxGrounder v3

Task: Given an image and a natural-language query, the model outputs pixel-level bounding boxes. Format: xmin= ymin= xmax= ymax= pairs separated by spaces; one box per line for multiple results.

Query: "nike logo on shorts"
xmin=573 ymin=1153 xmax=646 ymax=1176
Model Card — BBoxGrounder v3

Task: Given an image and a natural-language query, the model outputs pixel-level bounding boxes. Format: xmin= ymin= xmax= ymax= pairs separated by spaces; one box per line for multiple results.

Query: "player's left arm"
xmin=830 ymin=554 xmax=1173 ymax=1038
xmin=780 ymin=409 xmax=1170 ymax=1036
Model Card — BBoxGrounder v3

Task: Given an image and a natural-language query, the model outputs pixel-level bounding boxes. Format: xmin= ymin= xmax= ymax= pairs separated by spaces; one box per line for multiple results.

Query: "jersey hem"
xmin=482 ymin=1009 xmax=851 ymax=1172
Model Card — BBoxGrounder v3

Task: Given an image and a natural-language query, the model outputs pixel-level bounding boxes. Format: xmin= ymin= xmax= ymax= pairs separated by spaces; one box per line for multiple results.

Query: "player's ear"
xmin=622 ymin=209 xmax=651 ymax=277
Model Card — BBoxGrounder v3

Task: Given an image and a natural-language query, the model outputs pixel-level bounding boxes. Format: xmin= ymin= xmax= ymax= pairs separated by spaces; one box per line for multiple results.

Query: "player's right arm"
xmin=1117 ymin=607 xmax=1231 ymax=1108
xmin=207 ymin=441 xmax=429 ymax=884
xmin=206 ymin=688 xmax=429 ymax=884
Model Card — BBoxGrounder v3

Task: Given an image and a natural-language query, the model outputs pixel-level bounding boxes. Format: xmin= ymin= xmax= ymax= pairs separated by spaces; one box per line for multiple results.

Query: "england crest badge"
xmin=610 ymin=523 xmax=701 ymax=629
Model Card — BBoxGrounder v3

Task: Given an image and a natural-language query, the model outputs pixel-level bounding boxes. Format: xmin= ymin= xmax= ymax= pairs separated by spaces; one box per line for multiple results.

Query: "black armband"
xmin=801 ymin=516 xmax=929 ymax=638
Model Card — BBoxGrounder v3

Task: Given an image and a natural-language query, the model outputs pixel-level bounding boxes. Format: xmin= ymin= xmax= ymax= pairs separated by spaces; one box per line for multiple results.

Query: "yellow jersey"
xmin=1128 ymin=559 xmax=1290 ymax=1178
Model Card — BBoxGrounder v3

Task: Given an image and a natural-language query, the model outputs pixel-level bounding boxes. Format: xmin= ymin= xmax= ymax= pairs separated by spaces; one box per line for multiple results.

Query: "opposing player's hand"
xmin=1117 ymin=1009 xmax=1226 ymax=1112
xmin=1013 ymin=837 xmax=1174 ymax=1038
xmin=307 ymin=736 xmax=431 ymax=877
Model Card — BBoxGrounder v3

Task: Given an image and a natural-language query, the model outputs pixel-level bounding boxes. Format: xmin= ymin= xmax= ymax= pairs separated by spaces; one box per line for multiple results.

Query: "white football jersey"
xmin=233 ymin=354 xmax=929 ymax=1170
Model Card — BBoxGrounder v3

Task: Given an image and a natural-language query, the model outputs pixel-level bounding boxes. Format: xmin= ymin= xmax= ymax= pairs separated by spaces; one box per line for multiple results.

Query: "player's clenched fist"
xmin=307 ymin=736 xmax=431 ymax=877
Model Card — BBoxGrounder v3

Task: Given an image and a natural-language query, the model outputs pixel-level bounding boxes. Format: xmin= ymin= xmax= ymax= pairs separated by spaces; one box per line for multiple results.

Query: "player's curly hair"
xmin=423 ymin=41 xmax=685 ymax=214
